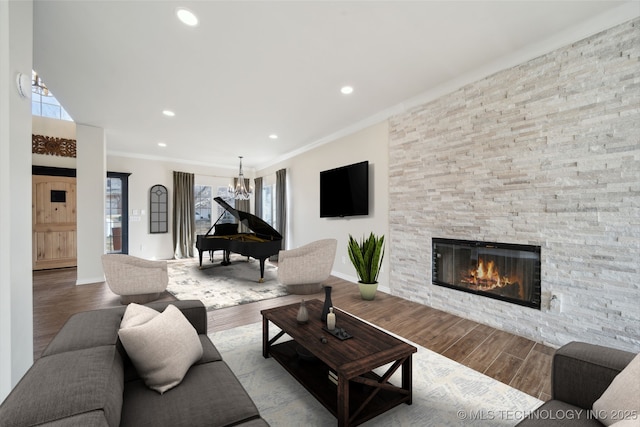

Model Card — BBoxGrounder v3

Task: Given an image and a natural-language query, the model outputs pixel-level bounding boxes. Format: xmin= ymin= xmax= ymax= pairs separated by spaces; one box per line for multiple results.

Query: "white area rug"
xmin=167 ymin=254 xmax=287 ymax=311
xmin=211 ymin=322 xmax=543 ymax=426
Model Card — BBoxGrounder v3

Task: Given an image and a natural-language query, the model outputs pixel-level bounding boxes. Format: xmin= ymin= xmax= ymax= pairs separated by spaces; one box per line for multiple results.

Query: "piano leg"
xmin=198 ymin=249 xmax=203 ymax=269
xmin=221 ymin=250 xmax=231 ymax=266
xmin=258 ymin=258 xmax=266 ymax=283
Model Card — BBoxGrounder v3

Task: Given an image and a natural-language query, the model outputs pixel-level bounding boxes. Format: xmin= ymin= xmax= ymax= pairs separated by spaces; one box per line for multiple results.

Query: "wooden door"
xmin=32 ymin=175 xmax=77 ymax=270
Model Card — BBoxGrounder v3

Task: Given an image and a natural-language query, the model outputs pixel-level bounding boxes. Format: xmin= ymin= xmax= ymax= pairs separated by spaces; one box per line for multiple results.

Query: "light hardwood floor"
xmin=33 ymin=267 xmax=552 ymax=401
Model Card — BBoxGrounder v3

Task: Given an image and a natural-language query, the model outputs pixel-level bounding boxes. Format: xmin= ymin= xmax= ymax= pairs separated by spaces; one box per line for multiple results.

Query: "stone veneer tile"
xmin=388 ymin=18 xmax=640 ymax=351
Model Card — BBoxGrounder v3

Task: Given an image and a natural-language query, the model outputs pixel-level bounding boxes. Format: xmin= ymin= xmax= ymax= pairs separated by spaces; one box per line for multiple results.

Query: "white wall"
xmin=107 ymin=155 xmax=239 ymax=260
xmin=257 ymin=121 xmax=390 ymax=288
xmin=0 ymin=0 xmax=34 ymax=401
xmin=33 ymin=115 xmax=75 ymax=138
xmin=32 ymin=116 xmax=76 ymax=169
xmin=76 ymin=124 xmax=106 ymax=285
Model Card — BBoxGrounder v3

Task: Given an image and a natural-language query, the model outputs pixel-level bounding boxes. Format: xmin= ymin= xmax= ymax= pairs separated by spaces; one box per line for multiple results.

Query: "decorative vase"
xmin=321 ymin=286 xmax=333 ymax=322
xmin=358 ymin=282 xmax=378 ymax=301
xmin=296 ymin=299 xmax=309 ymax=324
xmin=327 ymin=307 xmax=336 ymax=330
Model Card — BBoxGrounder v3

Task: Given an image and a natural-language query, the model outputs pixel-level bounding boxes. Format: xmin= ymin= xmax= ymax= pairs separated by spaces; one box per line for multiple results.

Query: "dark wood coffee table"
xmin=261 ymin=299 xmax=417 ymax=426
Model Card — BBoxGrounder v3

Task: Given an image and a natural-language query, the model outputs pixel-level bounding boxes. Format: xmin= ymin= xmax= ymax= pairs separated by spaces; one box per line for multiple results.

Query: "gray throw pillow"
xmin=118 ymin=304 xmax=203 ymax=394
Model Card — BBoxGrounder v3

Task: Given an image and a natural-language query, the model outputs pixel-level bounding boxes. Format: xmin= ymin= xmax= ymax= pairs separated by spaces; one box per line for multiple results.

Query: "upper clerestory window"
xmin=31 ymin=70 xmax=73 ymax=122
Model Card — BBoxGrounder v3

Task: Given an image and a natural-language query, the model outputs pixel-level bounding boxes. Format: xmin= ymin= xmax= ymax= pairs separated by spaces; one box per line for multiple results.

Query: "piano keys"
xmin=195 ymin=197 xmax=282 ymax=282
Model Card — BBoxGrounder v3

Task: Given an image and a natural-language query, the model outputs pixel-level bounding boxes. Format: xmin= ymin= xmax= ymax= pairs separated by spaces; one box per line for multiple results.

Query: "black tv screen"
xmin=320 ymin=161 xmax=369 ymax=218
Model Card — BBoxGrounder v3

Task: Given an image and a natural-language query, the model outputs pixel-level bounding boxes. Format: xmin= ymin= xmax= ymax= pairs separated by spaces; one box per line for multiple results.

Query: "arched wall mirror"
xmin=149 ymin=185 xmax=168 ymax=234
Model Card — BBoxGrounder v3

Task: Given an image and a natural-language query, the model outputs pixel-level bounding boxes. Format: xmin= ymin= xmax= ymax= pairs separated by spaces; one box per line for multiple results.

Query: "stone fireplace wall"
xmin=388 ymin=18 xmax=639 ymax=351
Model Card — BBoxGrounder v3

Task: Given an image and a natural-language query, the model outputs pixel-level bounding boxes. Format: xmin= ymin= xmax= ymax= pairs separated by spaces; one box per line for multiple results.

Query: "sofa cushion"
xmin=118 ymin=304 xmax=203 ymax=394
xmin=593 ymin=352 xmax=640 ymax=426
xmin=40 ymin=307 xmax=126 ymax=357
xmin=199 ymin=334 xmax=223 ymax=363
xmin=120 ymin=361 xmax=263 ymax=427
xmin=0 ymin=346 xmax=123 ymax=427
xmin=37 ymin=412 xmax=111 ymax=426
xmin=234 ymin=419 xmax=270 ymax=427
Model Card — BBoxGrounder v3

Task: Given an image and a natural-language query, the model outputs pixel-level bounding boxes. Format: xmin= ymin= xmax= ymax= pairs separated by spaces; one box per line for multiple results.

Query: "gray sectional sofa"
xmin=0 ymin=300 xmax=268 ymax=427
xmin=517 ymin=341 xmax=637 ymax=427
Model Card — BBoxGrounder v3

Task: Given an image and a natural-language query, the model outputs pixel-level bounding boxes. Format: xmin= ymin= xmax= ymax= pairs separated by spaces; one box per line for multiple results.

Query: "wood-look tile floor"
xmin=33 ymin=267 xmax=552 ymax=401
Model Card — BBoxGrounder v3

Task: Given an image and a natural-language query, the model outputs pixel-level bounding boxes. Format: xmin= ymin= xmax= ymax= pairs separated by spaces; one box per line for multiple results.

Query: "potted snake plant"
xmin=347 ymin=233 xmax=385 ymax=300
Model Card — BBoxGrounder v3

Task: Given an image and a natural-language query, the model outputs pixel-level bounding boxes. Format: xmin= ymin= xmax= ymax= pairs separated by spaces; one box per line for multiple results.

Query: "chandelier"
xmin=32 ymin=71 xmax=51 ymax=97
xmin=228 ymin=156 xmax=253 ymax=200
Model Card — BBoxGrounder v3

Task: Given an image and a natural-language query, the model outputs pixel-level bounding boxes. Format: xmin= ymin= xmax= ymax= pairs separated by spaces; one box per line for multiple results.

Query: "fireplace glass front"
xmin=432 ymin=238 xmax=541 ymax=309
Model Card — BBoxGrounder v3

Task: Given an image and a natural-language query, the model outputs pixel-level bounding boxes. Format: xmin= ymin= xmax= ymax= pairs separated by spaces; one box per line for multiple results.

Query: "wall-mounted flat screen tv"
xmin=320 ymin=161 xmax=369 ymax=218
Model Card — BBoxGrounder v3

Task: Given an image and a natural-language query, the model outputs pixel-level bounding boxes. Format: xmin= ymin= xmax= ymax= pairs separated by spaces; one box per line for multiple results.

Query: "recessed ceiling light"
xmin=340 ymin=86 xmax=354 ymax=95
xmin=176 ymin=8 xmax=198 ymax=27
xmin=162 ymin=110 xmax=175 ymax=117
xmin=269 ymin=134 xmax=278 ymax=140
xmin=157 ymin=142 xmax=167 ymax=147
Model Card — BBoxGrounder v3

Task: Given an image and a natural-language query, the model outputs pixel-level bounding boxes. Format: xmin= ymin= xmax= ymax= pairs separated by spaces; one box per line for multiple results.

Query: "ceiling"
xmin=32 ymin=1 xmax=635 ymax=171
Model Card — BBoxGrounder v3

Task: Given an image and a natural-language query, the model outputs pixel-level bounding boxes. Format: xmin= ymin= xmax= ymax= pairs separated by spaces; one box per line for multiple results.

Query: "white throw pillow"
xmin=592 ymin=352 xmax=640 ymax=426
xmin=118 ymin=304 xmax=203 ymax=394
xmin=120 ymin=303 xmax=160 ymax=328
xmin=610 ymin=420 xmax=640 ymax=427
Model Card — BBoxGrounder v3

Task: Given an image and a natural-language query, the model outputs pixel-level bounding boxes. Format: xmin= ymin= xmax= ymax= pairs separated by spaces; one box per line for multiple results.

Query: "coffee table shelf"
xmin=269 ymin=339 xmax=409 ymax=425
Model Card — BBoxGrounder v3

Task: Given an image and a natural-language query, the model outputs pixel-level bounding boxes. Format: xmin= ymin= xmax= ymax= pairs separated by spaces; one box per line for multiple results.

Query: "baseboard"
xmin=76 ymin=276 xmax=105 ymax=286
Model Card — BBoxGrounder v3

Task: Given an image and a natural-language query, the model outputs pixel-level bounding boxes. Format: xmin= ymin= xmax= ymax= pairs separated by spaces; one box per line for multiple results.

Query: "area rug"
xmin=166 ymin=254 xmax=287 ymax=311
xmin=210 ymin=322 xmax=543 ymax=426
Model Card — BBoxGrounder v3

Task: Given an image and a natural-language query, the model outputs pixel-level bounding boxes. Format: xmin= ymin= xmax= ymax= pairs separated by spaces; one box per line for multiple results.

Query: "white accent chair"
xmin=101 ymin=254 xmax=169 ymax=304
xmin=277 ymin=239 xmax=338 ymax=295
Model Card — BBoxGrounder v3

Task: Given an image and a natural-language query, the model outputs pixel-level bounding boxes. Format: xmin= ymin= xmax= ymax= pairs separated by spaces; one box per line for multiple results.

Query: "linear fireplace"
xmin=432 ymin=238 xmax=541 ymax=309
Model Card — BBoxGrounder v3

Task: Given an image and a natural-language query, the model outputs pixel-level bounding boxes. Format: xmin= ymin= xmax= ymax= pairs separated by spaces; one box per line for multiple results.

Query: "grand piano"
xmin=196 ymin=197 xmax=282 ymax=282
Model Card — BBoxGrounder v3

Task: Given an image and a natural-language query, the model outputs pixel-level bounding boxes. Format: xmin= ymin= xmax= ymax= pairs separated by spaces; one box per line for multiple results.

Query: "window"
xmin=31 ymin=71 xmax=73 ymax=121
xmin=194 ymin=183 xmax=237 ymax=236
xmin=261 ymin=183 xmax=277 ymax=228
xmin=215 ymin=187 xmax=236 ymax=223
xmin=106 ymin=172 xmax=130 ymax=253
xmin=149 ymin=185 xmax=168 ymax=233
xmin=194 ymin=185 xmax=212 ymax=236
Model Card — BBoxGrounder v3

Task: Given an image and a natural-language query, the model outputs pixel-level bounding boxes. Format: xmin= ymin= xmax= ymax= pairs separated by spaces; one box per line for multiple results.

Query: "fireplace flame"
xmin=467 ymin=260 xmax=514 ymax=290
xmin=474 ymin=261 xmax=503 ymax=286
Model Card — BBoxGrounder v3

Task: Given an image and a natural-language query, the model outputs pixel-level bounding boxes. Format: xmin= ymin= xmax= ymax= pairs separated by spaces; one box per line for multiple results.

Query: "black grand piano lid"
xmin=213 ymin=197 xmax=282 ymax=240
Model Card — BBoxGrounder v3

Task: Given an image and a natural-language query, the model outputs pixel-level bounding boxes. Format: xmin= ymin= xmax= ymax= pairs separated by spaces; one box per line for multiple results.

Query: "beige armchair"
xmin=101 ymin=254 xmax=169 ymax=304
xmin=277 ymin=239 xmax=337 ymax=295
